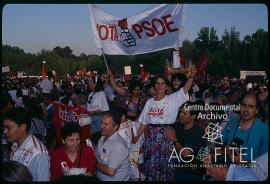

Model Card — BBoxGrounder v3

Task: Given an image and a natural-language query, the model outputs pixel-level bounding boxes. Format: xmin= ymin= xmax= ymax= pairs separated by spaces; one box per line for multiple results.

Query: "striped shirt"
xmin=10 ymin=134 xmax=50 ymax=181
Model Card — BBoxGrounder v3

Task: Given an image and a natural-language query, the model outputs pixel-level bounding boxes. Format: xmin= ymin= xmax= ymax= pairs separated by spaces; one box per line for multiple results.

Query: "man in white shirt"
xmin=95 ymin=112 xmax=131 ymax=181
xmin=40 ymin=72 xmax=53 ymax=93
xmin=3 ymin=107 xmax=50 ymax=181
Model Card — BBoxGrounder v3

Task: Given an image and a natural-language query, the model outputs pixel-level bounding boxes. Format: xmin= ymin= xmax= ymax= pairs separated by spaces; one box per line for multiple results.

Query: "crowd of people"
xmin=1 ymin=65 xmax=268 ymax=181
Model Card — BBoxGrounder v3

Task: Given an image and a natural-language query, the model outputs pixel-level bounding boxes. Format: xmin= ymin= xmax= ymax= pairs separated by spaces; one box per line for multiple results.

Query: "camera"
xmin=229 ymin=137 xmax=244 ymax=155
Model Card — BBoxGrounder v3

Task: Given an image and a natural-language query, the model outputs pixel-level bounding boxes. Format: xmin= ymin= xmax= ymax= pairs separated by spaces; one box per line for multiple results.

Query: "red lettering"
xmin=98 ymin=25 xmax=109 ymax=40
xmin=141 ymin=21 xmax=155 ymax=37
xmin=162 ymin=14 xmax=179 ymax=32
xmin=151 ymin=18 xmax=166 ymax=35
xmin=132 ymin=24 xmax=143 ymax=39
xmin=109 ymin=25 xmax=114 ymax=41
xmin=132 ymin=14 xmax=179 ymax=39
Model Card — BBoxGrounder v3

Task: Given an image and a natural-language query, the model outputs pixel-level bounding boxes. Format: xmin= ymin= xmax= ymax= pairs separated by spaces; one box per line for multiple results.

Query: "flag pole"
xmin=101 ymin=48 xmax=109 ymax=72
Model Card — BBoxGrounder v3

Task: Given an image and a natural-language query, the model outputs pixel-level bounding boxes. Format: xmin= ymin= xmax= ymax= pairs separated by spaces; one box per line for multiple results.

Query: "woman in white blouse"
xmin=134 ymin=65 xmax=197 ymax=181
xmin=87 ymin=76 xmax=109 ymax=135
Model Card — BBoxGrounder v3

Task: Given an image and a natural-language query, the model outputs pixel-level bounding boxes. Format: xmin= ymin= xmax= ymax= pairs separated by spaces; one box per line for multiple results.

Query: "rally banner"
xmin=90 ymin=4 xmax=186 ymax=55
xmin=53 ymin=103 xmax=91 ymax=144
xmin=2 ymin=66 xmax=10 ymax=73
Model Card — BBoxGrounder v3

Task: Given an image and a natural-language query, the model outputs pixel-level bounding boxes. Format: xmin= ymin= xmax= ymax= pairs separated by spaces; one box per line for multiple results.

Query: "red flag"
xmin=140 ymin=64 xmax=146 ymax=82
xmin=179 ymin=54 xmax=186 ymax=66
xmin=198 ymin=55 xmax=207 ymax=76
xmin=42 ymin=61 xmax=46 ymax=80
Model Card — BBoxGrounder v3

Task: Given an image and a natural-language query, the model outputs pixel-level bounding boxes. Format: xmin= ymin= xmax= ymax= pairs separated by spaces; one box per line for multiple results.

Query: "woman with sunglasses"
xmin=87 ymin=76 xmax=109 ymax=135
xmin=134 ymin=65 xmax=197 ymax=181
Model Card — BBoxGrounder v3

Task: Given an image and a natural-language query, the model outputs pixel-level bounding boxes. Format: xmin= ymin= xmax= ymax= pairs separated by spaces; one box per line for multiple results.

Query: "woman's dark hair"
xmin=128 ymin=81 xmax=142 ymax=93
xmin=91 ymin=76 xmax=104 ymax=92
xmin=30 ymin=104 xmax=44 ymax=120
xmin=171 ymin=73 xmax=187 ymax=91
xmin=61 ymin=97 xmax=70 ymax=105
xmin=3 ymin=107 xmax=31 ymax=132
xmin=1 ymin=96 xmax=10 ymax=110
xmin=23 ymin=98 xmax=44 ymax=119
xmin=144 ymin=83 xmax=154 ymax=92
xmin=2 ymin=160 xmax=33 ymax=182
xmin=61 ymin=123 xmax=81 ymax=140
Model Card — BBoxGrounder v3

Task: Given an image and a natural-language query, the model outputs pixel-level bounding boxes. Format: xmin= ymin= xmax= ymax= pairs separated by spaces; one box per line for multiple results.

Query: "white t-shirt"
xmin=138 ymin=88 xmax=189 ymax=125
xmin=40 ymin=78 xmax=53 ymax=93
xmin=87 ymin=91 xmax=109 ymax=112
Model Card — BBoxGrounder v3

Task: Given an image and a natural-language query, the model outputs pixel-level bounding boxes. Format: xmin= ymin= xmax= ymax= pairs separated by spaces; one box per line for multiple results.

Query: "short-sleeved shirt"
xmin=138 ymin=88 xmax=189 ymax=125
xmin=10 ymin=135 xmax=50 ymax=181
xmin=222 ymin=115 xmax=268 ymax=161
xmin=49 ymin=145 xmax=97 ymax=181
xmin=87 ymin=91 xmax=109 ymax=112
xmin=40 ymin=78 xmax=53 ymax=93
xmin=95 ymin=132 xmax=131 ymax=181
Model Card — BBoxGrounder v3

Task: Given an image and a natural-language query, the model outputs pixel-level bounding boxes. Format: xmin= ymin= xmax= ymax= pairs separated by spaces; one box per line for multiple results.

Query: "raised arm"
xmin=107 ymin=70 xmax=127 ymax=96
xmin=183 ymin=64 xmax=197 ymax=95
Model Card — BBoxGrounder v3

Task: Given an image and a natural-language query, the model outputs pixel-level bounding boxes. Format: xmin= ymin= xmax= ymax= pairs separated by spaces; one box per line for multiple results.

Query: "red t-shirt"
xmin=49 ymin=145 xmax=96 ymax=181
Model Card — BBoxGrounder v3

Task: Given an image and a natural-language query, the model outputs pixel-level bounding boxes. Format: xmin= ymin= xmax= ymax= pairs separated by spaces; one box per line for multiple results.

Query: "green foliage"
xmin=2 ymin=27 xmax=268 ymax=77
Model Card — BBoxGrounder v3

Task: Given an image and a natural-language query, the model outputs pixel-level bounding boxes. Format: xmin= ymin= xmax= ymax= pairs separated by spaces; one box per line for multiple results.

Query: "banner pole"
xmin=101 ymin=48 xmax=109 ymax=72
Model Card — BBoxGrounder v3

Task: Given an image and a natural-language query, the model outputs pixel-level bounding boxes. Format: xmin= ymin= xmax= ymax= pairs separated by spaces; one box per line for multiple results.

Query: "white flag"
xmin=89 ymin=4 xmax=186 ymax=55
xmin=173 ymin=50 xmax=181 ymax=68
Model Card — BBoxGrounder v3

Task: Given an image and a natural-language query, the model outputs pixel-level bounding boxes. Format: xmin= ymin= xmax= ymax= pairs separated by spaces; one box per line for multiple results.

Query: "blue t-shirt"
xmin=222 ymin=115 xmax=268 ymax=161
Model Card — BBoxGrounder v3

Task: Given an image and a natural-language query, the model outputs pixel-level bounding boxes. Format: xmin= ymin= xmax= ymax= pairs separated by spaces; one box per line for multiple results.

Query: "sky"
xmin=2 ymin=4 xmax=268 ymax=56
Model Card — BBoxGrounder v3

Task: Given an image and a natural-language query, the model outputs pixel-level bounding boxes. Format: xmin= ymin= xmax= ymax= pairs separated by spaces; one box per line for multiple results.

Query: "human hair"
xmin=144 ymin=83 xmax=154 ymax=91
xmin=61 ymin=123 xmax=81 ymax=140
xmin=101 ymin=111 xmax=121 ymax=127
xmin=2 ymin=160 xmax=33 ymax=182
xmin=3 ymin=107 xmax=31 ymax=132
xmin=91 ymin=76 xmax=104 ymax=92
xmin=24 ymin=99 xmax=44 ymax=120
xmin=180 ymin=101 xmax=200 ymax=120
xmin=154 ymin=75 xmax=170 ymax=86
xmin=47 ymin=71 xmax=53 ymax=79
xmin=171 ymin=73 xmax=187 ymax=91
xmin=240 ymin=93 xmax=261 ymax=109
xmin=128 ymin=81 xmax=142 ymax=93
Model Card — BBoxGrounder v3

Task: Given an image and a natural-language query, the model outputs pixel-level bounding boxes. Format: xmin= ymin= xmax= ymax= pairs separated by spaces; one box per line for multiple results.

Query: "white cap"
xmin=43 ymin=61 xmax=46 ymax=64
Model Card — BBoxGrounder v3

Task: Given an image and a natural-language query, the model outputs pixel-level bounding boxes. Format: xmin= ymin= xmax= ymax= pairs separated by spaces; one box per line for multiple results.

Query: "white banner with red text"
xmin=89 ymin=4 xmax=186 ymax=55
